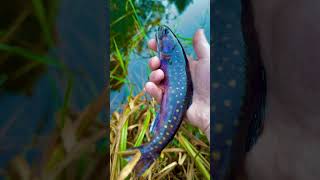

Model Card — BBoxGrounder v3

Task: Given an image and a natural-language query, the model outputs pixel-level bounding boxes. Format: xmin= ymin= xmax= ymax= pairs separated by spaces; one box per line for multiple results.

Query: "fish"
xmin=130 ymin=25 xmax=193 ymax=176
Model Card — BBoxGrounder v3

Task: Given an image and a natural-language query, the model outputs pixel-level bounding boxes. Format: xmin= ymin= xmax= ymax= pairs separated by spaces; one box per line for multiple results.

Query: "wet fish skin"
xmin=132 ymin=25 xmax=193 ymax=176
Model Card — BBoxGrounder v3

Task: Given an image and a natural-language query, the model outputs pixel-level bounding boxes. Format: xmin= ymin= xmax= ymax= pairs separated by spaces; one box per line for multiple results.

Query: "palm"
xmin=186 ymin=55 xmax=210 ymax=132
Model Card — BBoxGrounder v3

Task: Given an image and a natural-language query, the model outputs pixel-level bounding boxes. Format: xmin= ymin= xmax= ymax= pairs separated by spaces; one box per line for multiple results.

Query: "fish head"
xmin=156 ymin=25 xmax=177 ymax=57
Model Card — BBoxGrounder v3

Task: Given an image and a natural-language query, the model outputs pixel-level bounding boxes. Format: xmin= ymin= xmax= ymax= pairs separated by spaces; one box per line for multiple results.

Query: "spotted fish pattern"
xmin=212 ymin=0 xmax=266 ymax=179
xmin=131 ymin=25 xmax=193 ymax=176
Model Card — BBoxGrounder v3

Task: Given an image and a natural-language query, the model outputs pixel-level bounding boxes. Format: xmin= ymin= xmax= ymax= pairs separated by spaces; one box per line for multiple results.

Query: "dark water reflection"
xmin=0 ymin=0 xmax=106 ymax=170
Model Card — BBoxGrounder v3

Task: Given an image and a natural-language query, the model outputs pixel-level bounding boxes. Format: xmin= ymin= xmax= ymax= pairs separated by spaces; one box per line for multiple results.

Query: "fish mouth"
xmin=156 ymin=25 xmax=179 ymax=58
xmin=156 ymin=26 xmax=165 ymax=53
xmin=156 ymin=25 xmax=172 ymax=52
xmin=156 ymin=25 xmax=171 ymax=40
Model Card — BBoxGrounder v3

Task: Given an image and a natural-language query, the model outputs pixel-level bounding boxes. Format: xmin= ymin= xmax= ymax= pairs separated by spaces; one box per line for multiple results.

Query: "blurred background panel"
xmin=0 ymin=0 xmax=107 ymax=179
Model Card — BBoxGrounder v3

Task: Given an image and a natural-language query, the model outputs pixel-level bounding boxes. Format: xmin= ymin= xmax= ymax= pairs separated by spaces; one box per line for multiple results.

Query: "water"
xmin=0 ymin=0 xmax=106 ymax=170
xmin=110 ymin=0 xmax=210 ymax=113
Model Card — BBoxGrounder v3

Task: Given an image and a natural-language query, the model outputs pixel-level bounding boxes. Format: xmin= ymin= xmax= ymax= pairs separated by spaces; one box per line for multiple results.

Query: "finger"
xmin=149 ymin=56 xmax=160 ymax=70
xmin=187 ymin=55 xmax=196 ymax=66
xmin=145 ymin=82 xmax=162 ymax=103
xmin=149 ymin=69 xmax=164 ymax=84
xmin=193 ymin=29 xmax=210 ymax=60
xmin=148 ymin=39 xmax=157 ymax=51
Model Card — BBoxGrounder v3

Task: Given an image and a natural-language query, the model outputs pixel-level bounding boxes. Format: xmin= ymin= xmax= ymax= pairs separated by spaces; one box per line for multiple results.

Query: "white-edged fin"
xmin=149 ymin=114 xmax=160 ymax=136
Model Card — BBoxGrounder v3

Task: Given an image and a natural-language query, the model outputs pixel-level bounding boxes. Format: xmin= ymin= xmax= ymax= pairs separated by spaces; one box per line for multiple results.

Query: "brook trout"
xmin=131 ymin=25 xmax=193 ymax=176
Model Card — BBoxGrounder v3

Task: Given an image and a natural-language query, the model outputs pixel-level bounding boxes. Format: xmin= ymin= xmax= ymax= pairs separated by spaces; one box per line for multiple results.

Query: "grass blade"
xmin=111 ymin=10 xmax=134 ymax=27
xmin=59 ymin=75 xmax=74 ymax=129
xmin=112 ymin=38 xmax=126 ymax=73
xmin=134 ymin=109 xmax=151 ymax=146
xmin=32 ymin=0 xmax=54 ymax=47
xmin=118 ymin=150 xmax=141 ymax=180
xmin=0 ymin=43 xmax=64 ymax=68
xmin=178 ymin=134 xmax=210 ymax=180
xmin=119 ymin=111 xmax=129 ymax=168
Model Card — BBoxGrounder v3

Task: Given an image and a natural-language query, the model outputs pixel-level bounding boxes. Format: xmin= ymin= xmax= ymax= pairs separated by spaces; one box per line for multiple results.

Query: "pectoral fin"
xmin=149 ymin=113 xmax=161 ymax=136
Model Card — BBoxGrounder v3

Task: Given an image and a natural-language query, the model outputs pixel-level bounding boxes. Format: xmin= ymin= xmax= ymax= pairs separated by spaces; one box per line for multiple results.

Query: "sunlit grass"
xmin=110 ymin=10 xmax=135 ymax=27
xmin=134 ymin=109 xmax=151 ymax=146
xmin=110 ymin=91 xmax=210 ymax=180
xmin=113 ymin=38 xmax=126 ymax=73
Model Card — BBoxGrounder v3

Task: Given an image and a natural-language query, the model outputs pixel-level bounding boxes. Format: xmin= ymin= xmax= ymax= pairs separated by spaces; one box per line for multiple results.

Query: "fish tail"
xmin=128 ymin=146 xmax=160 ymax=177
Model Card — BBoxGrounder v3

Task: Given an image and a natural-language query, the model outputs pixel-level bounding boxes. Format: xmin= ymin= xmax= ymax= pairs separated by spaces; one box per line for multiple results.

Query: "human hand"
xmin=144 ymin=29 xmax=210 ymax=141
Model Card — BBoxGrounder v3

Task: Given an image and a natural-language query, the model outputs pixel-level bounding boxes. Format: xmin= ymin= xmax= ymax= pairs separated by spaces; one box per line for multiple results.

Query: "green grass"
xmin=128 ymin=0 xmax=142 ymax=28
xmin=112 ymin=38 xmax=126 ymax=74
xmin=178 ymin=133 xmax=210 ymax=180
xmin=120 ymin=112 xmax=129 ymax=168
xmin=110 ymin=0 xmax=152 ymax=91
xmin=32 ymin=0 xmax=54 ymax=47
xmin=59 ymin=74 xmax=74 ymax=129
xmin=11 ymin=61 xmax=42 ymax=80
xmin=176 ymin=34 xmax=193 ymax=45
xmin=110 ymin=74 xmax=129 ymax=84
xmin=0 ymin=43 xmax=65 ymax=69
xmin=110 ymin=10 xmax=135 ymax=27
xmin=134 ymin=109 xmax=152 ymax=147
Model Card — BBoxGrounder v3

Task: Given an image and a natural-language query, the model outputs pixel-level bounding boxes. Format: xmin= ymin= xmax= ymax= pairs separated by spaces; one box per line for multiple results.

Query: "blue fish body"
xmin=132 ymin=25 xmax=193 ymax=176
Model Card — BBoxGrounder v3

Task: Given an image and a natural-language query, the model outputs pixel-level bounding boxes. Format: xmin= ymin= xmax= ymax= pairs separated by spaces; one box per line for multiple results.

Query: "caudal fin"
xmin=129 ymin=146 xmax=160 ymax=177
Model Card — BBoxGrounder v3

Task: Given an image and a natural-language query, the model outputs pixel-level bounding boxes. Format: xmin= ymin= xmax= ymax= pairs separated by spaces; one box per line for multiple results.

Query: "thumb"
xmin=193 ymin=29 xmax=210 ymax=60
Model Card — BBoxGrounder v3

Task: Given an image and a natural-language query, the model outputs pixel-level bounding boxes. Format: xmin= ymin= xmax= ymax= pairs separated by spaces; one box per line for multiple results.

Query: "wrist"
xmin=204 ymin=126 xmax=210 ymax=142
xmin=201 ymin=108 xmax=210 ymax=142
xmin=195 ymin=104 xmax=210 ymax=141
xmin=186 ymin=100 xmax=210 ymax=141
